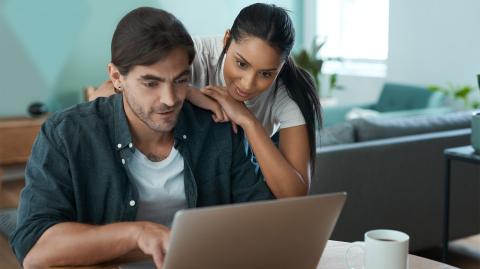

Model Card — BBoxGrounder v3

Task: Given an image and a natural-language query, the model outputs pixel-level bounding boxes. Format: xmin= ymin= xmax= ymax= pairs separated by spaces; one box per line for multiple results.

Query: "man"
xmin=10 ymin=7 xmax=273 ymax=269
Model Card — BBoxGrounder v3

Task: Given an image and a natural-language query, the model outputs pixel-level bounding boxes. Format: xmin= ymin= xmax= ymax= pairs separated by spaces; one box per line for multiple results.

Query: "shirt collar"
xmin=113 ymin=93 xmax=133 ymax=151
xmin=173 ymin=102 xmax=202 ymax=142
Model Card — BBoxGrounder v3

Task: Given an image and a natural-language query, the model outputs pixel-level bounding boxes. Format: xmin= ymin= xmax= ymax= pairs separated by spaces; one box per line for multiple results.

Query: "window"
xmin=316 ymin=0 xmax=389 ymax=77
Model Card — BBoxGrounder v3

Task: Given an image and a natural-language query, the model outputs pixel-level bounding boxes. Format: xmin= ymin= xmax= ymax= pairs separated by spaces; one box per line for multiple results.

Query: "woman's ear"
xmin=223 ymin=29 xmax=231 ymax=49
xmin=108 ymin=63 xmax=124 ymax=91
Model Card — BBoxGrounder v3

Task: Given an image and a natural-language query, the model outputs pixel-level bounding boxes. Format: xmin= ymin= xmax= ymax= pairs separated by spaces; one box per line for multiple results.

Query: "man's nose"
xmin=160 ymin=83 xmax=177 ymax=107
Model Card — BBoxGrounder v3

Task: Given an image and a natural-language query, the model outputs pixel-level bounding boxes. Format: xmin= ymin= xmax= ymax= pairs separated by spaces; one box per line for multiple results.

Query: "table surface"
xmin=52 ymin=240 xmax=457 ymax=269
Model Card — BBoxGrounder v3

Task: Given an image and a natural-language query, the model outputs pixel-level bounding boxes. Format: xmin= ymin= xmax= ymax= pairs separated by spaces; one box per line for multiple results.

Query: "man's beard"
xmin=124 ymin=91 xmax=180 ymax=133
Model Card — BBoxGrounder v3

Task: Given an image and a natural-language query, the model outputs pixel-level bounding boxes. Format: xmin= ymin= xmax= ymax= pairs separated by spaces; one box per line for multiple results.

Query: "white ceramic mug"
xmin=344 ymin=229 xmax=409 ymax=269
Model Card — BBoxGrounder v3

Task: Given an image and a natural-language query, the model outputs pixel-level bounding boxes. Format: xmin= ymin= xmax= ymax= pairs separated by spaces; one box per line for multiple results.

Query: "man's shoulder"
xmin=45 ymin=95 xmax=116 ymax=132
xmin=180 ymin=101 xmax=212 ymax=120
xmin=178 ymin=102 xmax=241 ymax=138
xmin=179 ymin=102 xmax=217 ymax=131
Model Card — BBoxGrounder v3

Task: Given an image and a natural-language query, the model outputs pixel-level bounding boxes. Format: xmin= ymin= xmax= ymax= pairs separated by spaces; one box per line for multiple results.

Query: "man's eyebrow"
xmin=173 ymin=69 xmax=191 ymax=80
xmin=235 ymin=52 xmax=278 ymax=72
xmin=139 ymin=74 xmax=163 ymax=81
xmin=138 ymin=69 xmax=191 ymax=82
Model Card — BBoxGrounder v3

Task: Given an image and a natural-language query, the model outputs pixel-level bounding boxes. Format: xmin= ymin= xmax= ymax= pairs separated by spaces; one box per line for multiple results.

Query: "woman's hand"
xmin=187 ymin=86 xmax=227 ymax=122
xmin=189 ymin=86 xmax=238 ymax=133
xmin=88 ymin=80 xmax=116 ymax=101
xmin=200 ymin=86 xmax=254 ymax=131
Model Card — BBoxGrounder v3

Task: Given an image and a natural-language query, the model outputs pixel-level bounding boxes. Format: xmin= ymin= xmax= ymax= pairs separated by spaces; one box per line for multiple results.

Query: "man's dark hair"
xmin=111 ymin=7 xmax=195 ymax=75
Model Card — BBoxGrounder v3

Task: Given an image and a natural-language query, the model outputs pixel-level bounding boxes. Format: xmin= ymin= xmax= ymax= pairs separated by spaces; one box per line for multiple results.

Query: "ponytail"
xmin=277 ymin=56 xmax=322 ymax=175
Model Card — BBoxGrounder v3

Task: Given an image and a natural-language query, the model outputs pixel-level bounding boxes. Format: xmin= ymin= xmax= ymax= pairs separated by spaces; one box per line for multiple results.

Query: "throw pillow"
xmin=318 ymin=122 xmax=355 ymax=147
xmin=352 ymin=110 xmax=472 ymax=142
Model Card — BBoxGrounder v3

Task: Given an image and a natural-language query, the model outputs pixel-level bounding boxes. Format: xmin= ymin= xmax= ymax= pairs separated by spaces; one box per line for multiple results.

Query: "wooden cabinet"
xmin=0 ymin=116 xmax=46 ymax=189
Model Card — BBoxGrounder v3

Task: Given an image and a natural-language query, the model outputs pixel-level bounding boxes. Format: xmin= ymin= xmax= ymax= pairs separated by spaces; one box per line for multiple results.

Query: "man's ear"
xmin=223 ymin=29 xmax=231 ymax=49
xmin=108 ymin=63 xmax=124 ymax=91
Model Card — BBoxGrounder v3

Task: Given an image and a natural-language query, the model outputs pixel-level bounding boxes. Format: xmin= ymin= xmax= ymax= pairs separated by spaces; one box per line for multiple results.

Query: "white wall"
xmin=159 ymin=0 xmax=304 ymax=50
xmin=0 ymin=0 xmax=302 ymax=116
xmin=387 ymin=0 xmax=480 ymax=87
xmin=322 ymin=0 xmax=480 ymax=106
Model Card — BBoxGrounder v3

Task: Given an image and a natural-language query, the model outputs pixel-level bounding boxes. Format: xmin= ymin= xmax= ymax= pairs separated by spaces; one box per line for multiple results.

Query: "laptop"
xmin=121 ymin=192 xmax=346 ymax=269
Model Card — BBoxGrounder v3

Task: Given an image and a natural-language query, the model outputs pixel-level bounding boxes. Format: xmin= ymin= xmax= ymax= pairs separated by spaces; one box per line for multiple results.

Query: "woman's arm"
xmin=23 ymin=221 xmax=170 ymax=269
xmin=88 ymin=80 xmax=116 ymax=101
xmin=241 ymin=120 xmax=310 ymax=197
xmin=187 ymin=87 xmax=227 ymax=123
xmin=201 ymin=86 xmax=310 ymax=198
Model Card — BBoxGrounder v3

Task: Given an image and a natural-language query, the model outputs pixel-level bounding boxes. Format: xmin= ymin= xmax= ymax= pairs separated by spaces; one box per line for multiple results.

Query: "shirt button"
xmin=128 ymin=142 xmax=133 ymax=148
xmin=129 ymin=200 xmax=136 ymax=207
xmin=121 ymin=158 xmax=126 ymax=165
xmin=183 ymin=134 xmax=187 ymax=140
xmin=117 ymin=143 xmax=122 ymax=149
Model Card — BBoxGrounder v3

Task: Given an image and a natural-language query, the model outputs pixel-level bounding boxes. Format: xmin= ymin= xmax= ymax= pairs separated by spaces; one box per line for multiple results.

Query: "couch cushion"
xmin=352 ymin=111 xmax=473 ymax=142
xmin=318 ymin=122 xmax=355 ymax=146
xmin=372 ymin=83 xmax=443 ymax=112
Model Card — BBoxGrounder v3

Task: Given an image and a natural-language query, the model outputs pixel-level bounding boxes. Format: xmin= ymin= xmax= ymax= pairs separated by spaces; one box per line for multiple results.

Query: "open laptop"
xmin=121 ymin=192 xmax=346 ymax=269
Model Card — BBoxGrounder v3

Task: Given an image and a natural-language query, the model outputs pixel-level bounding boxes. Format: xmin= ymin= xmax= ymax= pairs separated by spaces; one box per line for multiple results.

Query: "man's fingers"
xmin=163 ymin=232 xmax=171 ymax=251
xmin=152 ymin=252 xmax=164 ymax=269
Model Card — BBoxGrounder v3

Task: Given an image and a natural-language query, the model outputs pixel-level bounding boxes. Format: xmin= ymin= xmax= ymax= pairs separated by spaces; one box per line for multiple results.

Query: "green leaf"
xmin=329 ymin=73 xmax=337 ymax=89
xmin=311 ymin=36 xmax=326 ymax=56
xmin=427 ymin=85 xmax=442 ymax=92
xmin=454 ymin=86 xmax=471 ymax=99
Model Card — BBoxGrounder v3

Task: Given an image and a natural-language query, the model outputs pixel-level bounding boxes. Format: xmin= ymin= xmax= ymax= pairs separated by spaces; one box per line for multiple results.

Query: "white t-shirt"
xmin=127 ymin=147 xmax=187 ymax=227
xmin=191 ymin=36 xmax=306 ymax=137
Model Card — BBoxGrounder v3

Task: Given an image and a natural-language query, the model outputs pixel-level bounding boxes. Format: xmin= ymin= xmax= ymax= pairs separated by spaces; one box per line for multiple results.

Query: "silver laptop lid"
xmin=163 ymin=192 xmax=346 ymax=269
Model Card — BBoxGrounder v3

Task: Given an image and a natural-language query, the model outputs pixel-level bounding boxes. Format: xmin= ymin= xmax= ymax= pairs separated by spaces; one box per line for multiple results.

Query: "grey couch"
xmin=311 ymin=111 xmax=480 ymax=251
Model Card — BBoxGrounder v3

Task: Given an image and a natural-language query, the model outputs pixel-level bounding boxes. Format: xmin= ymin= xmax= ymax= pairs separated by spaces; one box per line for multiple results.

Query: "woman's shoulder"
xmin=246 ymin=81 xmax=293 ymax=108
xmin=270 ymin=81 xmax=297 ymax=106
xmin=270 ymin=82 xmax=304 ymax=117
xmin=190 ymin=36 xmax=225 ymax=88
xmin=192 ymin=36 xmax=224 ymax=58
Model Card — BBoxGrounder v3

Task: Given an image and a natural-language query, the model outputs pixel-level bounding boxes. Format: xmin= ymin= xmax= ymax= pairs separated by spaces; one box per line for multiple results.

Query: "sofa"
xmin=311 ymin=110 xmax=480 ymax=251
xmin=323 ymin=83 xmax=447 ymax=127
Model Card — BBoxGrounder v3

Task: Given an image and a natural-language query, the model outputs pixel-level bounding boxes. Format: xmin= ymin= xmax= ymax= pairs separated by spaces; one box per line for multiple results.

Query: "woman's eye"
xmin=236 ymin=61 xmax=247 ymax=69
xmin=261 ymin=72 xmax=272 ymax=78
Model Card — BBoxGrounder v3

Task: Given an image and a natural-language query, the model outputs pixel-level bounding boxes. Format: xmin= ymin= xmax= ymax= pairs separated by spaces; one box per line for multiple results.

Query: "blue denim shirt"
xmin=10 ymin=94 xmax=273 ymax=263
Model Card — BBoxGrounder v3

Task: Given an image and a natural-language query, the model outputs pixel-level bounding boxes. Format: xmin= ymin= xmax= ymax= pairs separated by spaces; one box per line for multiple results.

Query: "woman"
xmin=92 ymin=3 xmax=322 ymax=198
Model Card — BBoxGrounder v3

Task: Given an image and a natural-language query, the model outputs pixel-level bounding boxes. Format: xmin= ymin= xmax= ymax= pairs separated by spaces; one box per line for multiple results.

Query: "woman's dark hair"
xmin=111 ymin=7 xmax=195 ymax=75
xmin=219 ymin=3 xmax=322 ymax=175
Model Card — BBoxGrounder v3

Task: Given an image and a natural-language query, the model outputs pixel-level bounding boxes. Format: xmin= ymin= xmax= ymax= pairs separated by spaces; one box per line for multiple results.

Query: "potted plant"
xmin=293 ymin=36 xmax=342 ymax=99
xmin=427 ymin=82 xmax=480 ymax=109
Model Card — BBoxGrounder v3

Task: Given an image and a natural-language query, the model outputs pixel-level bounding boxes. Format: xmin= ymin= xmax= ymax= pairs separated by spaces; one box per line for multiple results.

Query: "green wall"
xmin=0 ymin=0 xmax=303 ymax=116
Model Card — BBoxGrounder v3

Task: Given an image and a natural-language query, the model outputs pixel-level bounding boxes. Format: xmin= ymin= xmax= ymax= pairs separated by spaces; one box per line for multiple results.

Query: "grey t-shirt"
xmin=190 ymin=36 xmax=305 ymax=137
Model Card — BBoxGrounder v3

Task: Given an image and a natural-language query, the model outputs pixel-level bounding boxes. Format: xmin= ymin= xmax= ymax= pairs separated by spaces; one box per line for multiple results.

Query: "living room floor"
xmin=0 ymin=179 xmax=478 ymax=269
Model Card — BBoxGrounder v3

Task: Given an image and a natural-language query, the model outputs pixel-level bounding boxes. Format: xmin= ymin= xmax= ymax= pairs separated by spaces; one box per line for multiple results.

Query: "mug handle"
xmin=344 ymin=241 xmax=365 ymax=269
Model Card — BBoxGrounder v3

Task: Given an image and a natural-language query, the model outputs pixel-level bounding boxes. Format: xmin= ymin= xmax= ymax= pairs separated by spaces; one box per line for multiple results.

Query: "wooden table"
xmin=52 ymin=241 xmax=457 ymax=269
